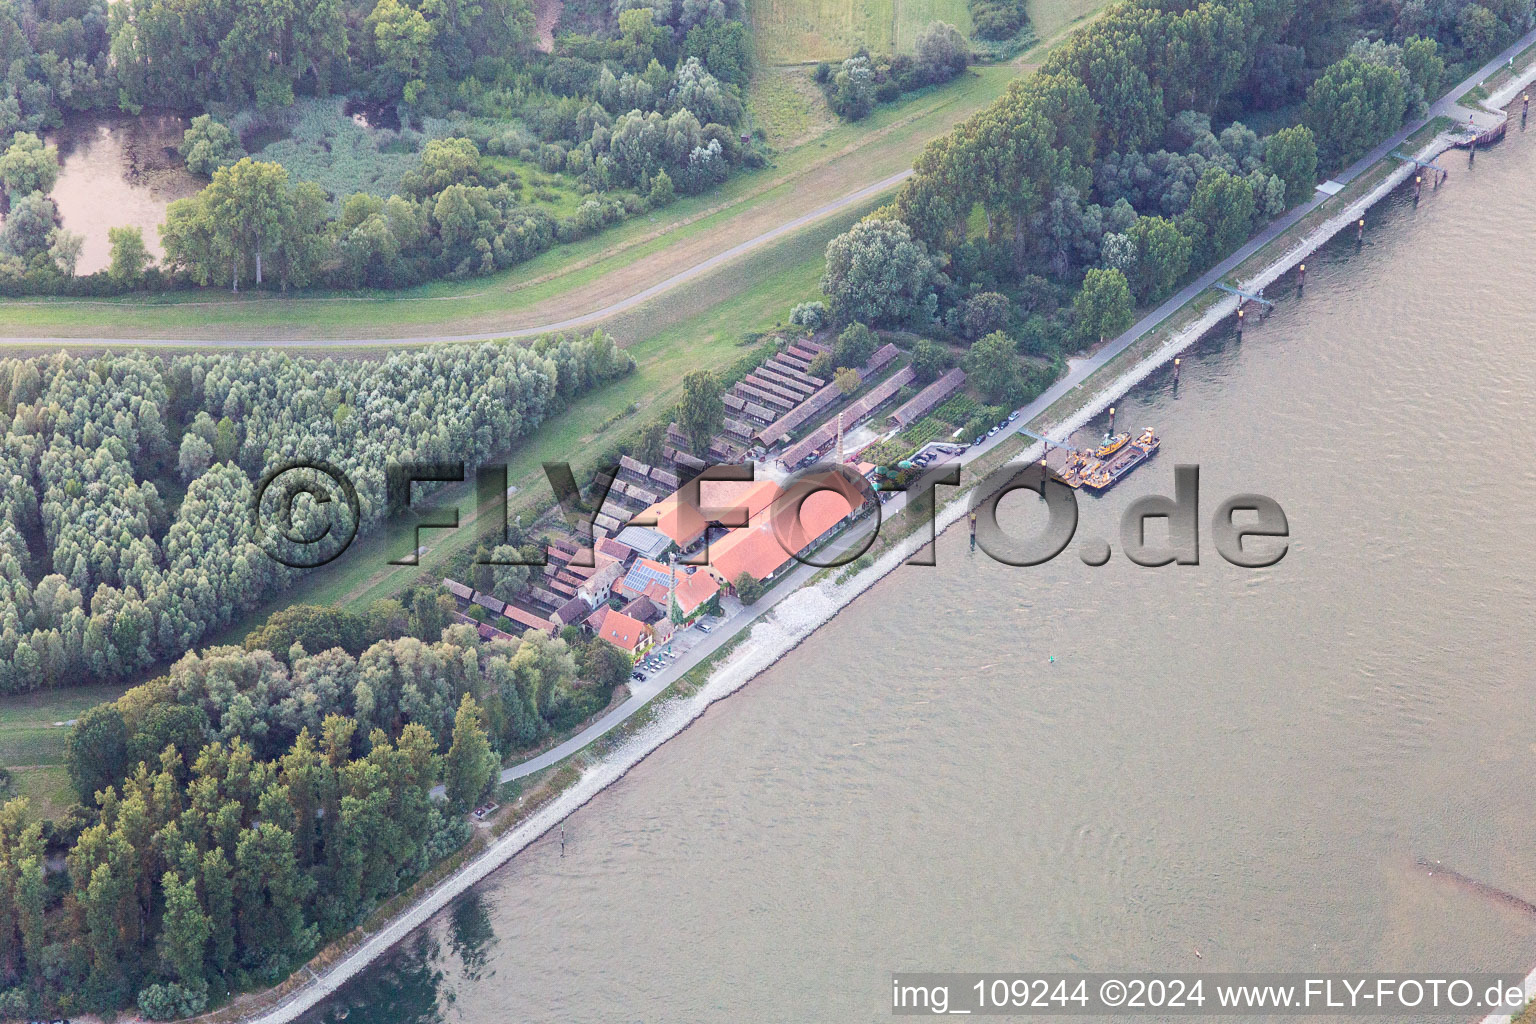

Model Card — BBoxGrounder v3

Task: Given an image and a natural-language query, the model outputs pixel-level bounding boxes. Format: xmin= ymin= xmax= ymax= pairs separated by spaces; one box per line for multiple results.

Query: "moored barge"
xmin=1056 ymin=427 xmax=1160 ymax=491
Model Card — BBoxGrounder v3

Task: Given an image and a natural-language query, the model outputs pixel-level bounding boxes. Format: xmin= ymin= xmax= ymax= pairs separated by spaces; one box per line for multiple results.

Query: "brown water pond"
xmin=44 ymin=111 xmax=202 ymax=275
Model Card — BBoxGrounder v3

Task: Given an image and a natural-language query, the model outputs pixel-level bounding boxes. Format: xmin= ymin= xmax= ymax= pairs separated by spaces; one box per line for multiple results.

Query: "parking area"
xmin=629 ymin=613 xmax=731 ymax=683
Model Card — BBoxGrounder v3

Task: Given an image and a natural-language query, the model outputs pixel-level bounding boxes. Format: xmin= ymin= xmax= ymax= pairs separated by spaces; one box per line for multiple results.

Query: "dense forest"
xmin=0 ymin=333 xmax=634 ymax=694
xmin=0 ymin=0 xmax=760 ymax=293
xmin=811 ymin=0 xmax=1532 ymax=408
xmin=0 ymin=615 xmax=630 ymax=1018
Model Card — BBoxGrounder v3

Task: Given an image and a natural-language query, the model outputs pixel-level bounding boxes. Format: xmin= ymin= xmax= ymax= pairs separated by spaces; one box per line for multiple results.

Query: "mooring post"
xmin=1297 ymin=262 xmax=1305 ymax=293
xmin=1356 ymin=217 xmax=1365 ymax=242
xmin=1414 ymin=174 xmax=1422 ymax=202
xmin=1236 ymin=306 xmax=1244 ymax=336
xmin=1172 ymin=357 xmax=1181 ymax=384
xmin=1524 ymin=93 xmax=1530 ymax=129
xmin=1108 ymin=406 xmax=1116 ymax=434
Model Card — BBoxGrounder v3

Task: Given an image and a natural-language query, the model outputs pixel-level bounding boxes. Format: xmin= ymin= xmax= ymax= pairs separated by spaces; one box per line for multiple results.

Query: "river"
xmin=300 ymin=126 xmax=1536 ymax=1023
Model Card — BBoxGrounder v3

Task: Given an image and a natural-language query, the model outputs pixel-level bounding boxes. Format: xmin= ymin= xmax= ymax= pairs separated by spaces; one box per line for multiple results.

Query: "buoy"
xmin=1048 ymin=655 xmax=1056 ymax=663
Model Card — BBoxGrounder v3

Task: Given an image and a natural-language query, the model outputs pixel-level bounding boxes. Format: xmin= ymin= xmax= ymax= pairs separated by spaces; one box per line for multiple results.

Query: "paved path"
xmin=486 ymin=26 xmax=1536 ymax=785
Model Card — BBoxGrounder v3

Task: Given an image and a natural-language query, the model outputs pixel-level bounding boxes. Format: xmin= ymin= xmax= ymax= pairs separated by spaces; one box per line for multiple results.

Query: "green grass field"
xmin=0 ymin=65 xmax=1023 ymax=343
xmin=747 ymin=0 xmax=1104 ymax=66
xmin=0 ymin=684 xmax=124 ymax=820
xmin=749 ymin=0 xmax=974 ymax=65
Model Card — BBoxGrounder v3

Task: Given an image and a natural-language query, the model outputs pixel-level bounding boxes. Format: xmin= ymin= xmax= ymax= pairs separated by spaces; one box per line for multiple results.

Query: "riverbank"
xmin=198 ymin=38 xmax=1536 ymax=1024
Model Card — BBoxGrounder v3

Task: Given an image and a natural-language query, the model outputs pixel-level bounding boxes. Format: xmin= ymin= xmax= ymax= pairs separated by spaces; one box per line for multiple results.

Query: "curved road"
xmin=0 ymin=169 xmax=911 ymax=349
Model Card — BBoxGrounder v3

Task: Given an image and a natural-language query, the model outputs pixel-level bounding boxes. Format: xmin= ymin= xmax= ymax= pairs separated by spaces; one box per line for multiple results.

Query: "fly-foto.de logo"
xmin=249 ymin=459 xmax=1287 ymax=573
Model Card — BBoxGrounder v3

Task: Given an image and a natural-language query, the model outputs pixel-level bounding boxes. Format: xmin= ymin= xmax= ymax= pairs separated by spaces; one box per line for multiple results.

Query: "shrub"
xmin=178 ymin=115 xmax=245 ymax=178
xmin=789 ymin=301 xmax=828 ymax=330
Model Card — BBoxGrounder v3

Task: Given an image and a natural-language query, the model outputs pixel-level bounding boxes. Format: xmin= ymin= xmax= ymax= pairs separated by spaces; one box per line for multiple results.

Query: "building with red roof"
xmin=589 ymin=607 xmax=652 ymax=655
xmin=706 ymin=470 xmax=866 ymax=587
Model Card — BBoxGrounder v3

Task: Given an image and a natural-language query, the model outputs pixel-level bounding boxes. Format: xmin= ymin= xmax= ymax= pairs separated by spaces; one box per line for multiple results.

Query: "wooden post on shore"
xmin=968 ymin=512 xmax=977 ymax=552
xmin=1523 ymin=93 xmax=1529 ymax=129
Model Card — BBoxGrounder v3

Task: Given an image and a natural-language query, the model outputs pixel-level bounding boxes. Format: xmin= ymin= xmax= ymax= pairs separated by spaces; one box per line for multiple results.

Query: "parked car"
xmin=1007 ymin=411 xmax=1019 ymax=423
xmin=974 ymin=436 xmax=986 ymax=445
xmin=987 ymin=426 xmax=999 ymax=437
xmin=698 ymin=623 xmax=712 ymax=633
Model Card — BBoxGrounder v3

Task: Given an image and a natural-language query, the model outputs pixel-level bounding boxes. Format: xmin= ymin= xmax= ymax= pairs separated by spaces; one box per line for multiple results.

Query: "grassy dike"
xmin=0 ymin=65 xmax=1019 ymax=342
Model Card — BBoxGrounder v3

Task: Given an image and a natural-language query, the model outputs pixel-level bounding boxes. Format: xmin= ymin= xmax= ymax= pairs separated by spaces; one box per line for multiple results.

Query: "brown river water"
xmin=301 ymin=125 xmax=1536 ymax=1023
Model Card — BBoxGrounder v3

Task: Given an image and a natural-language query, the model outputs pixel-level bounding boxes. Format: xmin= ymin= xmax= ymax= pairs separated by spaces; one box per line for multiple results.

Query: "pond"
xmin=45 ymin=111 xmax=203 ymax=275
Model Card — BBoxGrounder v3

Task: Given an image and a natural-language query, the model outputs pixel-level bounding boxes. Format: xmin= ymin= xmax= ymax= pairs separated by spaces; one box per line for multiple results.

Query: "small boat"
xmin=1095 ymin=431 xmax=1130 ymax=458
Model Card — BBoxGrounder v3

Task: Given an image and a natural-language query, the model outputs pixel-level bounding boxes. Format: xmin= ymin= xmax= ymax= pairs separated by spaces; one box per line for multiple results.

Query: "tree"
xmin=914 ymin=21 xmax=968 ymax=84
xmin=108 ymin=226 xmax=152 ymax=287
xmin=444 ymin=694 xmax=495 ymax=810
xmin=1073 ymin=268 xmax=1134 ymax=345
xmin=1122 ymin=216 xmax=1191 ymax=304
xmin=822 ymin=217 xmax=942 ymax=327
xmin=0 ymin=192 xmax=58 ymax=260
xmin=1457 ymin=4 xmax=1507 ymax=57
xmin=733 ymin=572 xmax=764 ymax=605
xmin=676 ymin=370 xmax=724 ymax=454
xmin=406 ymin=137 xmax=481 ymax=196
xmin=49 ymin=227 xmax=84 ymax=275
xmin=1263 ymin=125 xmax=1318 ymax=209
xmin=911 ymin=338 xmax=950 ymax=381
xmin=369 ymin=0 xmax=437 ymax=105
xmin=66 ymin=704 xmax=129 ymax=804
xmin=959 ymin=292 xmax=1010 ymax=339
xmin=1186 ymin=167 xmax=1256 ymax=264
xmin=834 ymin=367 xmax=861 ymax=395
xmin=827 ymin=55 xmax=876 ymax=119
xmin=1304 ymin=56 xmax=1406 ymax=168
xmin=158 ymin=870 xmax=211 ymax=986
xmin=647 ymin=168 xmax=675 ymax=207
xmin=178 ymin=433 xmax=214 ymax=482
xmin=1402 ymin=37 xmax=1445 ymax=105
xmin=0 ymin=131 xmax=58 ymax=198
xmin=576 ymin=638 xmax=631 ymax=688
xmin=635 ymin=419 xmax=669 ymax=464
xmin=833 ymin=321 xmax=879 ymax=367
xmin=161 ymin=160 xmax=318 ymax=290
xmin=178 ymin=115 xmax=244 ymax=178
xmin=963 ymin=331 xmax=1020 ymax=403
xmin=126 ymin=702 xmax=210 ymax=769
